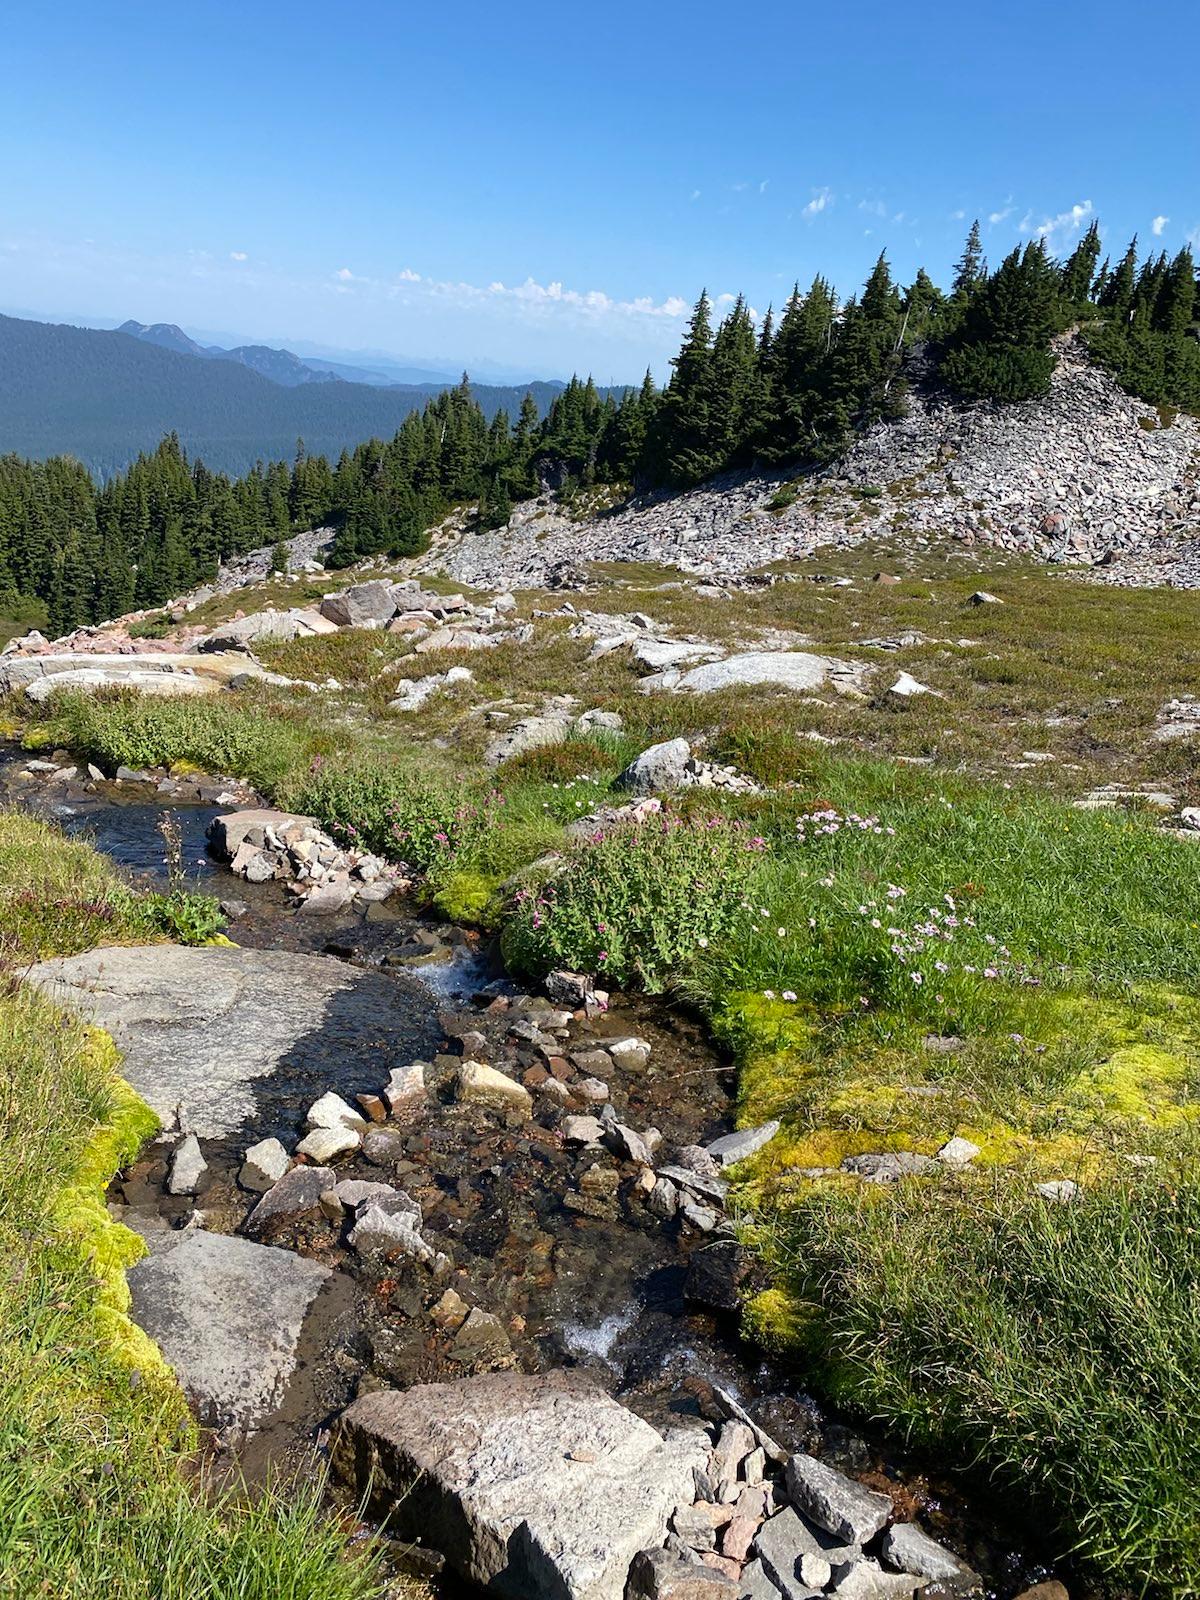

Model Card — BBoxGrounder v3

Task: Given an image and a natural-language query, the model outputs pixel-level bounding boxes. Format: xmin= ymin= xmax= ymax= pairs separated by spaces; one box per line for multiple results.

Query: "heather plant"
xmin=503 ymin=809 xmax=771 ymax=990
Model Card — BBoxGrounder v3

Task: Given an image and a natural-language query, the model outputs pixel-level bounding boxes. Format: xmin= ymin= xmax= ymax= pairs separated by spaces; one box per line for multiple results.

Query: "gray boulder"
xmin=320 ymin=581 xmax=398 ymax=628
xmin=627 ymin=1548 xmax=738 ymax=1599
xmin=639 ymin=652 xmax=866 ymax=697
xmin=486 ymin=712 xmax=574 ymax=768
xmin=333 ymin=1370 xmax=708 ymax=1600
xmin=196 ymin=610 xmax=303 ymax=651
xmin=24 ymin=944 xmax=401 ymax=1138
xmin=127 ymin=1228 xmax=330 ymax=1430
xmin=617 ymin=738 xmax=694 ymax=794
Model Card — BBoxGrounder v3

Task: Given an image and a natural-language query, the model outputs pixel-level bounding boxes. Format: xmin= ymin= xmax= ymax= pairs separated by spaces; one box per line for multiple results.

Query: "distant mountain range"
xmin=0 ymin=313 xmax=576 ymax=477
xmin=114 ymin=319 xmax=457 ymax=389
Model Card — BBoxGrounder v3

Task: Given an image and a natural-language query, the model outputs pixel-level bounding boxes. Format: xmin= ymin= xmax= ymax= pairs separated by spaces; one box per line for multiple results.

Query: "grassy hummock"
xmin=0 ymin=813 xmax=383 ymax=1600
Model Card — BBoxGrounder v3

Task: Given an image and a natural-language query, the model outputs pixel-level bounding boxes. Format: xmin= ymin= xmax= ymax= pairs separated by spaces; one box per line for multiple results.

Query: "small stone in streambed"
xmin=685 ymin=1239 xmax=753 ymax=1312
xmin=880 ymin=1523 xmax=981 ymax=1588
xmin=562 ymin=1115 xmax=605 ymax=1146
xmin=628 ymin=1548 xmax=738 ymax=1600
xmin=456 ymin=1060 xmax=533 ymax=1119
xmin=245 ymin=1165 xmax=336 ymax=1233
xmin=384 ymin=1061 xmax=428 ymax=1115
xmin=348 ymin=1202 xmax=434 ymax=1262
xmin=608 ymin=1036 xmax=652 ymax=1070
xmin=784 ymin=1453 xmax=891 ymax=1545
xmin=304 ymin=1090 xmax=366 ymax=1133
xmin=429 ymin=1287 xmax=470 ymax=1332
xmin=238 ymin=1136 xmax=292 ymax=1192
xmin=1012 ymin=1583 xmax=1069 ymax=1600
xmin=361 ymin=1126 xmax=410 ymax=1167
xmin=166 ymin=1133 xmax=206 ymax=1196
xmin=295 ymin=1124 xmax=361 ymax=1162
xmin=571 ymin=1048 xmax=614 ymax=1076
xmin=356 ymin=1092 xmax=387 ymax=1122
xmin=449 ymin=1306 xmax=513 ymax=1369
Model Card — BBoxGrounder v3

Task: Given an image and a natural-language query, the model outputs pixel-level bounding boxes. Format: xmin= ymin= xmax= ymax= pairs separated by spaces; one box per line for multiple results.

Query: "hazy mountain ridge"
xmin=0 ymin=313 xmax=573 ymax=476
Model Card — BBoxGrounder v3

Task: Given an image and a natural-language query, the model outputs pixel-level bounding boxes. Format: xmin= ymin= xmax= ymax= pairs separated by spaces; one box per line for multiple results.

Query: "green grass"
xmin=0 ymin=815 xmax=388 ymax=1600
xmin=746 ymin=1165 xmax=1200 ymax=1592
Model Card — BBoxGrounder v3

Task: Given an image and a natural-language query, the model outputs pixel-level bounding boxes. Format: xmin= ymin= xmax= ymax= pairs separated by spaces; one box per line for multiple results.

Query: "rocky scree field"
xmin=8 ymin=537 xmax=1200 ymax=1597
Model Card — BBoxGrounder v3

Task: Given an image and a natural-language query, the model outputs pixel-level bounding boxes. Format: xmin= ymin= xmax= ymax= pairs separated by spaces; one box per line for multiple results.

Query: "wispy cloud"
xmin=340 ymin=264 xmax=691 ymax=325
xmin=950 ymin=208 xmax=967 ymax=221
xmin=988 ymin=205 xmax=1013 ymax=225
xmin=1152 ymin=214 xmax=1169 ymax=237
xmin=229 ymin=250 xmax=248 ymax=262
xmin=690 ymin=189 xmax=701 ymax=201
xmin=858 ymin=199 xmax=887 ymax=218
xmin=759 ymin=179 xmax=769 ymax=194
xmin=802 ymin=186 xmax=833 ymax=218
xmin=1031 ymin=199 xmax=1094 ymax=250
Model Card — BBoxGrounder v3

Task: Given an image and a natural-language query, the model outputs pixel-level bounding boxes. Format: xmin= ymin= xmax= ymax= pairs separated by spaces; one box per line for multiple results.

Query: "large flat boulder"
xmin=334 ymin=1370 xmax=708 ymax=1600
xmin=127 ymin=1227 xmax=330 ymax=1430
xmin=24 ymin=944 xmax=437 ymax=1138
xmin=0 ymin=650 xmax=265 ymax=693
xmin=25 ymin=668 xmax=218 ymax=703
xmin=638 ymin=651 xmax=867 ymax=696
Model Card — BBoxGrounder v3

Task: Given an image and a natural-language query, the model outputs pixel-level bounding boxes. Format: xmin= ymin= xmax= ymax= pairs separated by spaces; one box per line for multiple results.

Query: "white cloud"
xmin=1152 ymin=214 xmax=1169 ymax=237
xmin=858 ymin=199 xmax=887 ymax=218
xmin=759 ymin=179 xmax=769 ymax=194
xmin=1188 ymin=226 xmax=1200 ymax=251
xmin=690 ymin=189 xmax=701 ymax=201
xmin=988 ymin=206 xmax=1013 ymax=225
xmin=229 ymin=250 xmax=248 ymax=262
xmin=396 ymin=266 xmax=421 ymax=282
xmin=802 ymin=187 xmax=833 ymax=218
xmin=1034 ymin=199 xmax=1094 ymax=249
xmin=950 ymin=208 xmax=966 ymax=221
xmin=335 ymin=266 xmax=355 ymax=281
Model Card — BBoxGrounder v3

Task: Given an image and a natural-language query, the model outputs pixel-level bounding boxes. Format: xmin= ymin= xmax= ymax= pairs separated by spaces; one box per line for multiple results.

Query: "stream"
xmin=5 ymin=754 xmax=1065 ymax=1599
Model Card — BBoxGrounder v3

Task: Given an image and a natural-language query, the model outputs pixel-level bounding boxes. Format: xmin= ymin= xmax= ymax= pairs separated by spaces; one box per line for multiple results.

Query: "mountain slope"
xmin=208 ymin=343 xmax=337 ymax=386
xmin=427 ymin=342 xmax=1200 ymax=588
xmin=116 ymin=319 xmax=211 ymax=358
xmin=0 ymin=314 xmax=566 ymax=476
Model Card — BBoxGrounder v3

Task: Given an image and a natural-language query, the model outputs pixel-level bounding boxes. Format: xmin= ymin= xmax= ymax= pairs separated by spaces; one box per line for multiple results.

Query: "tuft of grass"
xmin=746 ymin=1164 xmax=1200 ymax=1593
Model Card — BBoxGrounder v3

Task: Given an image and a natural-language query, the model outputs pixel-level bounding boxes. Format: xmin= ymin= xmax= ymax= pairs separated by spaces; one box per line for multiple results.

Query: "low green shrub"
xmin=503 ymin=809 xmax=772 ymax=990
xmin=28 ymin=692 xmax=307 ymax=794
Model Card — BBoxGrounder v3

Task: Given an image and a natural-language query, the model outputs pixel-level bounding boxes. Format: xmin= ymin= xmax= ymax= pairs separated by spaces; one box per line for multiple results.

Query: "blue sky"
xmin=2 ymin=0 xmax=1196 ymax=382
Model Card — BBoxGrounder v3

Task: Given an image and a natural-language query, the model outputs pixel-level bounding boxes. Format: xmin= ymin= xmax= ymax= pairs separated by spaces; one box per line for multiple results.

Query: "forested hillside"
xmin=1 ymin=224 xmax=1196 ymax=637
xmin=0 ymin=314 xmax=568 ymax=476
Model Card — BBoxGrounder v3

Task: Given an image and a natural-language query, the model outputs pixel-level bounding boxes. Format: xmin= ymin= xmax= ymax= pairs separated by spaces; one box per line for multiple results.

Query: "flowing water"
xmin=4 ymin=755 xmax=1065 ymax=1597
